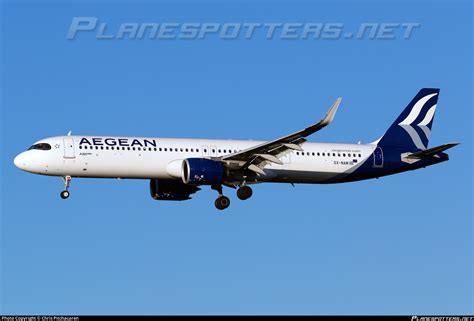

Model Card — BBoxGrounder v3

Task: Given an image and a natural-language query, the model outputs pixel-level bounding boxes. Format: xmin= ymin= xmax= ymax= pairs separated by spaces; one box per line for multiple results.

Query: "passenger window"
xmin=196 ymin=149 xmax=199 ymax=152
xmin=317 ymin=152 xmax=320 ymax=156
xmin=343 ymin=153 xmax=346 ymax=157
xmin=359 ymin=154 xmax=362 ymax=157
xmin=79 ymin=146 xmax=82 ymax=149
xmin=101 ymin=146 xmax=104 ymax=150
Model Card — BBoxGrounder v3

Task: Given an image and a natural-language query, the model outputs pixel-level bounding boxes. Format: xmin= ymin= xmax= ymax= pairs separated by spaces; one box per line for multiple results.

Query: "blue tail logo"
xmin=378 ymin=88 xmax=440 ymax=150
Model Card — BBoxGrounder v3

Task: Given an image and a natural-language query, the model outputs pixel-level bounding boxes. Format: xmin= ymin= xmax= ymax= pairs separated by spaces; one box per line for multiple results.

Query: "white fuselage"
xmin=14 ymin=135 xmax=376 ymax=184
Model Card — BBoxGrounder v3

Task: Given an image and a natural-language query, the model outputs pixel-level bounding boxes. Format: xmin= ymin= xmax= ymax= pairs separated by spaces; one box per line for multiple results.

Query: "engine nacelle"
xmin=182 ymin=158 xmax=224 ymax=185
xmin=150 ymin=179 xmax=200 ymax=201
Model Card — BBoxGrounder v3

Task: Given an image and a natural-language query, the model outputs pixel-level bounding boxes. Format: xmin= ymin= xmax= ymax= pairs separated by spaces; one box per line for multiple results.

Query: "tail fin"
xmin=377 ymin=88 xmax=440 ymax=150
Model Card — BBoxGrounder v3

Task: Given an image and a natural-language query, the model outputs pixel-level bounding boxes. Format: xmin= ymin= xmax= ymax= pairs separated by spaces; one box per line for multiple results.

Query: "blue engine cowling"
xmin=182 ymin=158 xmax=224 ymax=185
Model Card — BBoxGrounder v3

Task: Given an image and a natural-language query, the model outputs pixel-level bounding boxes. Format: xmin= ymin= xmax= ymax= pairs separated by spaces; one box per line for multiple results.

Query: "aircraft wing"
xmin=221 ymin=98 xmax=342 ymax=175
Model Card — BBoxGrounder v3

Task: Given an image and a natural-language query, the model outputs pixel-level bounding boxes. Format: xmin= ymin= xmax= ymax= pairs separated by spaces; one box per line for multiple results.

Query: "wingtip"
xmin=333 ymin=97 xmax=342 ymax=109
xmin=324 ymin=97 xmax=342 ymax=124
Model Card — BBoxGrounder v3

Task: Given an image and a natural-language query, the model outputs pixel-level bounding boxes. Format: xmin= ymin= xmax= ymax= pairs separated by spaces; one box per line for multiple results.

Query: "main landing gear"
xmin=237 ymin=185 xmax=253 ymax=200
xmin=215 ymin=195 xmax=231 ymax=210
xmin=212 ymin=184 xmax=230 ymax=210
xmin=60 ymin=175 xmax=71 ymax=199
xmin=211 ymin=184 xmax=254 ymax=210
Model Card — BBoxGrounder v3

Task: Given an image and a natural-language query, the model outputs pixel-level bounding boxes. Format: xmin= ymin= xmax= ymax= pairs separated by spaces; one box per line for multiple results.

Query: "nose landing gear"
xmin=60 ymin=175 xmax=71 ymax=199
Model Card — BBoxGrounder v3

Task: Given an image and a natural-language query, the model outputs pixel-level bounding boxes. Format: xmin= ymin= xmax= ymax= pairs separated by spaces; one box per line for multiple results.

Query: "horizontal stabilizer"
xmin=406 ymin=142 xmax=459 ymax=159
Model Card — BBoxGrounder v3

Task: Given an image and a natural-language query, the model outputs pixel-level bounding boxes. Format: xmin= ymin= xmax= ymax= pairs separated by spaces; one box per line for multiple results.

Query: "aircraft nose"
xmin=14 ymin=152 xmax=27 ymax=170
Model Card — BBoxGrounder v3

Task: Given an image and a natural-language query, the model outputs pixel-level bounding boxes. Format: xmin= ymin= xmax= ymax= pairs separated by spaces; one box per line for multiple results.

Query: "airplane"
xmin=14 ymin=88 xmax=458 ymax=210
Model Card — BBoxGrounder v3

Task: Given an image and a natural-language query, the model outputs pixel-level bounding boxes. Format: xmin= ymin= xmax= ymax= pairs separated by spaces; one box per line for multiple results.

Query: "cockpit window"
xmin=28 ymin=143 xmax=52 ymax=151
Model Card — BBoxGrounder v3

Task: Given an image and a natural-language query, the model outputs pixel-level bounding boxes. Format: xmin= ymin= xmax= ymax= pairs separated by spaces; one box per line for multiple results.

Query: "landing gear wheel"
xmin=60 ymin=190 xmax=70 ymax=199
xmin=61 ymin=176 xmax=72 ymax=199
xmin=237 ymin=186 xmax=253 ymax=200
xmin=215 ymin=196 xmax=230 ymax=210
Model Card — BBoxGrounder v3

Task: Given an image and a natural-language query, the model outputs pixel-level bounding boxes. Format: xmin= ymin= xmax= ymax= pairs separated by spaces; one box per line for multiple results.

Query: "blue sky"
xmin=1 ymin=0 xmax=472 ymax=315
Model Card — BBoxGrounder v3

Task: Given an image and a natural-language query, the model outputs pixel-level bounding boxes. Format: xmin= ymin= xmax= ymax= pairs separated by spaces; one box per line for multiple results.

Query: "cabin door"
xmin=373 ymin=147 xmax=383 ymax=168
xmin=63 ymin=138 xmax=75 ymax=159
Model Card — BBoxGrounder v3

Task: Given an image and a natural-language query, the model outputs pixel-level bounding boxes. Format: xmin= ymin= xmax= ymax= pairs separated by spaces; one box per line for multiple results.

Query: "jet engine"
xmin=150 ymin=179 xmax=200 ymax=201
xmin=182 ymin=158 xmax=224 ymax=185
